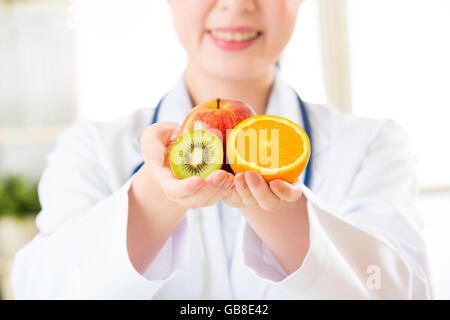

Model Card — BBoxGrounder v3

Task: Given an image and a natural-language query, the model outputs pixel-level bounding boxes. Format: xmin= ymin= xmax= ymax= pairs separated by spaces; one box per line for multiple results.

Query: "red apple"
xmin=181 ymin=98 xmax=256 ymax=171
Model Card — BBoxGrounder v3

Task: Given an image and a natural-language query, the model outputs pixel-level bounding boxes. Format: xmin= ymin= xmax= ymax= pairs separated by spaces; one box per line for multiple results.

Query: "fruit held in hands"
xmin=227 ymin=115 xmax=311 ymax=183
xmin=170 ymin=130 xmax=223 ymax=179
xmin=181 ymin=98 xmax=256 ymax=173
xmin=181 ymin=98 xmax=256 ymax=150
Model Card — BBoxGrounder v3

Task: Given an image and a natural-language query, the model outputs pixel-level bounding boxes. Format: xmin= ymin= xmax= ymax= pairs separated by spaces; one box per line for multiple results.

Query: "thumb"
xmin=169 ymin=126 xmax=184 ymax=145
xmin=141 ymin=122 xmax=181 ymax=166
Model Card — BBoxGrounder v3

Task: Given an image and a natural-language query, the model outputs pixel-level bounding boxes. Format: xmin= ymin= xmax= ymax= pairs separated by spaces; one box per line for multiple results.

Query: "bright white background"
xmin=347 ymin=0 xmax=450 ymax=189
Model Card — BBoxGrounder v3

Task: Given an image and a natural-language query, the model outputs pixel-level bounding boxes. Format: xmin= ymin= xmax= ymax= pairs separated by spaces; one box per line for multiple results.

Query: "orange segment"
xmin=226 ymin=115 xmax=311 ymax=183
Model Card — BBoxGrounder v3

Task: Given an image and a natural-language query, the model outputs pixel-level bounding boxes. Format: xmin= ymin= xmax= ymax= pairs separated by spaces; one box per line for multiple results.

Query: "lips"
xmin=207 ymin=27 xmax=262 ymax=51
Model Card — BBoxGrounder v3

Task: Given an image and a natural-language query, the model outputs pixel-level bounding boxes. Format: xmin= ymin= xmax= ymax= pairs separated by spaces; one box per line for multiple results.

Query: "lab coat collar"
xmin=304 ymin=101 xmax=332 ymax=191
xmin=156 ymin=76 xmax=193 ymax=125
xmin=305 ymin=102 xmax=331 ymax=156
xmin=266 ymin=71 xmax=304 ymax=127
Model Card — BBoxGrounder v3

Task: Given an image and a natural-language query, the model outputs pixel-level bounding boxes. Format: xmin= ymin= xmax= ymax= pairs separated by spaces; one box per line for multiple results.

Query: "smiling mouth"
xmin=208 ymin=30 xmax=262 ymax=42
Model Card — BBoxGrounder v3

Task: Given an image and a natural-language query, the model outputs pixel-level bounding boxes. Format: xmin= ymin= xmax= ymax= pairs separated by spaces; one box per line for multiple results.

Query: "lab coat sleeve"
xmin=11 ymin=121 xmax=186 ymax=299
xmin=242 ymin=120 xmax=430 ymax=299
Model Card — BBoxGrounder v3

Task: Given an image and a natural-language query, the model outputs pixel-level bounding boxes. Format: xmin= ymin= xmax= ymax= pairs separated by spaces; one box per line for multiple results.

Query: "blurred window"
xmin=347 ymin=0 xmax=450 ymax=189
xmin=0 ymin=0 xmax=75 ymax=179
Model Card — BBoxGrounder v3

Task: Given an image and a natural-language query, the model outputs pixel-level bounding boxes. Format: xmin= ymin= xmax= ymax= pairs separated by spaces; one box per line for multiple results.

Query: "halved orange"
xmin=226 ymin=115 xmax=311 ymax=183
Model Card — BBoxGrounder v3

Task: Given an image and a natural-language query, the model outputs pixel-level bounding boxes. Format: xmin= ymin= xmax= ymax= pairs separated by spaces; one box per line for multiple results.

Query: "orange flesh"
xmin=234 ymin=120 xmax=305 ymax=169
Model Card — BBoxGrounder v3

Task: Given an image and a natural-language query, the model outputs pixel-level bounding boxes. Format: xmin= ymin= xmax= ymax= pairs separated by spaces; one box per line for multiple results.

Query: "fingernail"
xmin=246 ymin=171 xmax=261 ymax=187
xmin=211 ymin=172 xmax=225 ymax=185
xmin=235 ymin=173 xmax=247 ymax=190
xmin=274 ymin=181 xmax=286 ymax=192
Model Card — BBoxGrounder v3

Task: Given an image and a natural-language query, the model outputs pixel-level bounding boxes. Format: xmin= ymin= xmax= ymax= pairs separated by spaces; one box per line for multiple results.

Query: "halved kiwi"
xmin=170 ymin=130 xmax=223 ymax=179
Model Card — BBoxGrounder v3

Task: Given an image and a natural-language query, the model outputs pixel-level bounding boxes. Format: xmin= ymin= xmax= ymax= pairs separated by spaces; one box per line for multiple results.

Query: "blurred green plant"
xmin=0 ymin=175 xmax=41 ymax=219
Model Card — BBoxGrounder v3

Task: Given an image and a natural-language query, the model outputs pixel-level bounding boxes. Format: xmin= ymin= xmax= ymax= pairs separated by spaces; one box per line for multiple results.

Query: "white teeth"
xmin=210 ymin=30 xmax=259 ymax=42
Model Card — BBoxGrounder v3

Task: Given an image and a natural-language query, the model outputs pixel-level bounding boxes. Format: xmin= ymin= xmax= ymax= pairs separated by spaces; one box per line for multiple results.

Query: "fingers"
xmin=201 ymin=172 xmax=235 ymax=207
xmin=141 ymin=122 xmax=181 ymax=166
xmin=153 ymin=165 xmax=232 ymax=206
xmin=184 ymin=171 xmax=233 ymax=208
xmin=269 ymin=179 xmax=303 ymax=202
xmin=222 ymin=185 xmax=245 ymax=208
xmin=244 ymin=171 xmax=281 ymax=212
xmin=156 ymin=167 xmax=301 ymax=210
xmin=154 ymin=165 xmax=207 ymax=199
xmin=234 ymin=172 xmax=259 ymax=208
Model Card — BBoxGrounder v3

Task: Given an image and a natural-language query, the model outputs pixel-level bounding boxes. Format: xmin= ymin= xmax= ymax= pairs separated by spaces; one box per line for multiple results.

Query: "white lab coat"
xmin=11 ymin=74 xmax=431 ymax=299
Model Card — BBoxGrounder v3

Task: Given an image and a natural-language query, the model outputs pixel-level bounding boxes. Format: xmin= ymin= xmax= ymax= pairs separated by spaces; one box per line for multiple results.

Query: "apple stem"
xmin=216 ymin=98 xmax=220 ymax=109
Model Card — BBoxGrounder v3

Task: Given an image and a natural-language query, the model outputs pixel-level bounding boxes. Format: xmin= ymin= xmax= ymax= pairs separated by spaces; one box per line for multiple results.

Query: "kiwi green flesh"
xmin=170 ymin=130 xmax=223 ymax=179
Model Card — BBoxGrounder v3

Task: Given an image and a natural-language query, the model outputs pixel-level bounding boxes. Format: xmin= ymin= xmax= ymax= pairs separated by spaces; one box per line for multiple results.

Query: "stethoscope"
xmin=131 ymin=90 xmax=312 ymax=299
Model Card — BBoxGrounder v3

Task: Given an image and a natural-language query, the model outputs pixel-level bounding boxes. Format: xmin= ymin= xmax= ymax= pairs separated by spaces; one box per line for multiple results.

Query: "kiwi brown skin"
xmin=170 ymin=130 xmax=223 ymax=179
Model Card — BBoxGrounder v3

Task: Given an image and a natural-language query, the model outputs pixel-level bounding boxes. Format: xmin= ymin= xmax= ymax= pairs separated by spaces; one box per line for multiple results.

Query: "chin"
xmin=204 ymin=61 xmax=270 ymax=81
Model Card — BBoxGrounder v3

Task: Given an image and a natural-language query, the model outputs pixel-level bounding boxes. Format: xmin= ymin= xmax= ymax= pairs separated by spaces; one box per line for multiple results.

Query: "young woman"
xmin=12 ymin=0 xmax=430 ymax=299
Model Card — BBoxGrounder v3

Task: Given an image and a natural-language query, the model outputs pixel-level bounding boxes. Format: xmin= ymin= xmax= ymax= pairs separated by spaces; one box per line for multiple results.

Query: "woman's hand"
xmin=140 ymin=122 xmax=235 ymax=209
xmin=221 ymin=170 xmax=309 ymax=275
xmin=128 ymin=121 xmax=234 ymax=273
xmin=222 ymin=170 xmax=303 ymax=212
